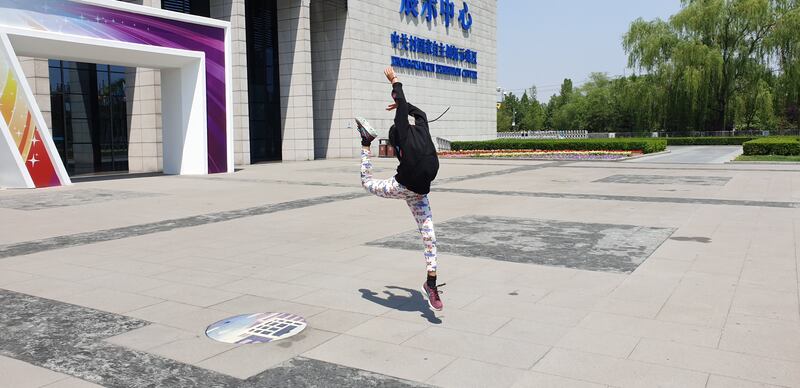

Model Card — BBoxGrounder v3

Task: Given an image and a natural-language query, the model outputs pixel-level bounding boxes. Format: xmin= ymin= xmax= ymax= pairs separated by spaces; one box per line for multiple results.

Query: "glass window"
xmin=109 ymin=72 xmax=127 ymax=96
xmin=48 ymin=66 xmax=62 ymax=93
xmin=245 ymin=0 xmax=281 ymax=162
xmin=48 ymin=61 xmax=131 ymax=175
xmin=69 ymin=119 xmax=92 ymax=143
xmin=163 ymin=0 xmax=210 ymax=17
xmin=63 ymin=68 xmax=92 ymax=95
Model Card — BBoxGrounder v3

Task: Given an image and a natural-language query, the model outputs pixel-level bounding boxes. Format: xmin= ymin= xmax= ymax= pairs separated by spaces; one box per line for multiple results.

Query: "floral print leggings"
xmin=361 ymin=150 xmax=438 ymax=272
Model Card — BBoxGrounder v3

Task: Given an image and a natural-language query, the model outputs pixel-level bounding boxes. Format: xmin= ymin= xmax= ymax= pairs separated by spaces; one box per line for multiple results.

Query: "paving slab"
xmin=629 ymin=338 xmax=800 ymax=387
xmin=302 ymin=335 xmax=456 ymax=382
xmin=1 ymin=157 xmax=799 ymax=386
xmin=403 ymin=326 xmax=550 ymax=369
xmin=426 ymin=358 xmax=526 ymax=388
xmin=533 ymin=348 xmax=709 ymax=387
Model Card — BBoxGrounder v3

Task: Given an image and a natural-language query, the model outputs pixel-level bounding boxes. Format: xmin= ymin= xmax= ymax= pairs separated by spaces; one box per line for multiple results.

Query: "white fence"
xmin=497 ymin=130 xmax=589 ymax=139
xmin=435 ymin=137 xmax=452 ymax=151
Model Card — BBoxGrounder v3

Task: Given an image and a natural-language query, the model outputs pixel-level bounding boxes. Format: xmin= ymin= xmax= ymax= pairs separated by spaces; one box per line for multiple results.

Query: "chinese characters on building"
xmin=401 ymin=0 xmax=471 ymax=32
xmin=391 ymin=32 xmax=478 ymax=64
xmin=390 ymin=31 xmax=478 ymax=80
xmin=394 ymin=1 xmax=477 ymax=81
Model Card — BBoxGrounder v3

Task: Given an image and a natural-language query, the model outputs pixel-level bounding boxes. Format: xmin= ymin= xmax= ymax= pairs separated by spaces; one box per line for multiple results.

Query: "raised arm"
xmin=385 ymin=67 xmax=409 ymax=130
xmin=385 ymin=67 xmax=428 ymax=130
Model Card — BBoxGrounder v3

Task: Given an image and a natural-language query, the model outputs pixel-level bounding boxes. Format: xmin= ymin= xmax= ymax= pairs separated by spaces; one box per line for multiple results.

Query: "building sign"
xmin=391 ymin=32 xmax=477 ymax=64
xmin=392 ymin=1 xmax=478 ymax=81
xmin=400 ymin=0 xmax=472 ymax=31
xmin=390 ymin=31 xmax=478 ymax=80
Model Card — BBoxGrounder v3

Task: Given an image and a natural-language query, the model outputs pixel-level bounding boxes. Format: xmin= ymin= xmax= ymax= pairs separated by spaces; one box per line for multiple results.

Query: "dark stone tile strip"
xmin=0 ymin=191 xmax=367 ymax=259
xmin=259 ymin=358 xmax=429 ymax=388
xmin=193 ymin=161 xmax=565 ymax=187
xmin=189 ymin=176 xmax=358 ymax=188
xmin=0 ymin=290 xmax=426 ymax=388
xmin=436 ymin=187 xmax=800 ymax=208
xmin=593 ymin=174 xmax=732 ymax=186
xmin=0 ymin=189 xmax=162 ymax=211
xmin=433 ymin=162 xmax=567 ymax=185
xmin=181 ymin=162 xmax=565 ymax=189
xmin=367 ymin=215 xmax=675 ymax=273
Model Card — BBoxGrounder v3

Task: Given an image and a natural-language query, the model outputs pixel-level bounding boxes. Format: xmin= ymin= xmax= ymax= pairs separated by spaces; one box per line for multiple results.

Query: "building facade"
xmin=21 ymin=0 xmax=497 ymax=176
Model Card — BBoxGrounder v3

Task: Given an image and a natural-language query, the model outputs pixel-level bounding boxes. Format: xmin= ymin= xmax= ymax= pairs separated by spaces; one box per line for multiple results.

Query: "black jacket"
xmin=388 ymin=83 xmax=439 ymax=195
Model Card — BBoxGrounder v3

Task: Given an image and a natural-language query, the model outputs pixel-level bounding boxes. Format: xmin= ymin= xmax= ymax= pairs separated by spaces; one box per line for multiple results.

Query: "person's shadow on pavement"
xmin=358 ymin=286 xmax=442 ymax=324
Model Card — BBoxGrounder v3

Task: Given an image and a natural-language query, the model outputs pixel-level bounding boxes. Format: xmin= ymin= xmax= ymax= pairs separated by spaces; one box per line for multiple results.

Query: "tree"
xmin=497 ymin=93 xmax=521 ymax=132
xmin=544 ymin=79 xmax=577 ymax=130
xmin=519 ymin=87 xmax=546 ymax=131
xmin=581 ymin=73 xmax=615 ymax=131
xmin=624 ymin=0 xmax=800 ymax=131
xmin=498 ymin=1 xmax=799 ymax=133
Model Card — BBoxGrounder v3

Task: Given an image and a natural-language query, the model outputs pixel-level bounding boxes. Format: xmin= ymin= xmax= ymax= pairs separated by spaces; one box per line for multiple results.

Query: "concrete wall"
xmin=121 ymin=0 xmax=163 ymax=173
xmin=310 ymin=0 xmax=351 ymax=159
xmin=277 ymin=0 xmax=315 ymax=161
xmin=18 ymin=58 xmax=51 ymax=130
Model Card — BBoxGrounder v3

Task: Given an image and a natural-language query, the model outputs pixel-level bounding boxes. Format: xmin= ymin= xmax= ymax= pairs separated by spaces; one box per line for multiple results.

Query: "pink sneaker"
xmin=422 ymin=282 xmax=444 ymax=311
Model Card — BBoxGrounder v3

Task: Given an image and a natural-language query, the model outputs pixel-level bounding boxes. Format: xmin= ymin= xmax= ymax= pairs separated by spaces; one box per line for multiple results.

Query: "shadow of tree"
xmin=358 ymin=286 xmax=441 ymax=324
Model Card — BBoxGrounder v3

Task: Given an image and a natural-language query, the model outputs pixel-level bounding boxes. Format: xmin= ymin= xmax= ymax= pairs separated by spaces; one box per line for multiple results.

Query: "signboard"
xmin=393 ymin=1 xmax=478 ymax=81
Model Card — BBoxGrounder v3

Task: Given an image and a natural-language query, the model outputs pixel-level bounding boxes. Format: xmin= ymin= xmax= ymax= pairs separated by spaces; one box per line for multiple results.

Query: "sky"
xmin=498 ymin=0 xmax=683 ymax=100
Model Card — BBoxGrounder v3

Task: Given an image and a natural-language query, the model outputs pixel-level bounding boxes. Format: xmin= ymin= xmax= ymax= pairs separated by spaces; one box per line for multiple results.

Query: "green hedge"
xmin=451 ymin=139 xmax=667 ymax=154
xmin=743 ymin=137 xmax=800 ymax=156
xmin=665 ymin=137 xmax=755 ymax=146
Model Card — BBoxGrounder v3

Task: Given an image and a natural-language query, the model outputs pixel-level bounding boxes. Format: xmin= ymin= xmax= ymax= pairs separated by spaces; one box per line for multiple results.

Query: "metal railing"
xmin=497 ymin=129 xmax=800 ymax=139
xmin=496 ymin=130 xmax=589 ymax=139
xmin=589 ymin=130 xmax=800 ymax=138
xmin=435 ymin=137 xmax=452 ymax=151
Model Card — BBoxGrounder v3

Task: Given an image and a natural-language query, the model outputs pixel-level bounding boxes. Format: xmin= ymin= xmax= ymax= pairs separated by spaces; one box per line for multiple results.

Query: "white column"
xmin=161 ymin=59 xmax=208 ymax=175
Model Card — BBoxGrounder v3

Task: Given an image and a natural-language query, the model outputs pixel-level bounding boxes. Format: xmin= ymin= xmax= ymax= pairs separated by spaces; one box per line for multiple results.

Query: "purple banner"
xmin=0 ymin=0 xmax=228 ymax=173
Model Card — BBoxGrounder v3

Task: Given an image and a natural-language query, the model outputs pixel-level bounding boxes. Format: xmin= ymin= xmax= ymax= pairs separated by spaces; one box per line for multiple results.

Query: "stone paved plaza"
xmin=1 ymin=155 xmax=800 ymax=387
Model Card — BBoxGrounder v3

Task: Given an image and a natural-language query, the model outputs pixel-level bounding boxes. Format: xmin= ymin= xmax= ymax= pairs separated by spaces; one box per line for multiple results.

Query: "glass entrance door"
xmin=49 ymin=60 xmax=129 ymax=175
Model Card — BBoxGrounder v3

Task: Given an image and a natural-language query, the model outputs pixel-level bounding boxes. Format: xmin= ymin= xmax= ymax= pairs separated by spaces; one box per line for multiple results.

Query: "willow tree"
xmin=770 ymin=0 xmax=800 ymax=127
xmin=624 ymin=0 xmax=800 ymax=131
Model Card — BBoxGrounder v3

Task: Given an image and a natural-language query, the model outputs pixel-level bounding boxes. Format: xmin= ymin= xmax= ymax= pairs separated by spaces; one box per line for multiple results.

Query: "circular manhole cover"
xmin=205 ymin=312 xmax=307 ymax=344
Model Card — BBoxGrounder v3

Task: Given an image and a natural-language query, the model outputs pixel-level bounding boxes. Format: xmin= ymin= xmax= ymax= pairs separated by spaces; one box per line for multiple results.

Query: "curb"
xmin=617 ymin=150 xmax=672 ymax=161
xmin=726 ymin=161 xmax=800 ymax=165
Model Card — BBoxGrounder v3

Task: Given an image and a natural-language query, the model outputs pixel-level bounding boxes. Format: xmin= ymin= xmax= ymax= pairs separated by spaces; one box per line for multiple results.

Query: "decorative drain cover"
xmin=205 ymin=312 xmax=307 ymax=344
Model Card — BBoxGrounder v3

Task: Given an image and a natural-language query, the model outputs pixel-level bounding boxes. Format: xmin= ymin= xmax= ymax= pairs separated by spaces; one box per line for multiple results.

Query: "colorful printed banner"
xmin=0 ymin=0 xmax=230 ymax=187
xmin=0 ymin=47 xmax=60 ymax=187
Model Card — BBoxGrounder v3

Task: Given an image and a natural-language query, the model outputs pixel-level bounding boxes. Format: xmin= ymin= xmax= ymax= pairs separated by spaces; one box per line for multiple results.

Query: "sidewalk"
xmin=1 ymin=157 xmax=799 ymax=387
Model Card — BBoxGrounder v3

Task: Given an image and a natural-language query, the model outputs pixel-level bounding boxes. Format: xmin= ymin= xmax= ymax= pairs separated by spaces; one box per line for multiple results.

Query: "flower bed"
xmin=451 ymin=138 xmax=666 ymax=154
xmin=439 ymin=149 xmax=640 ymax=160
